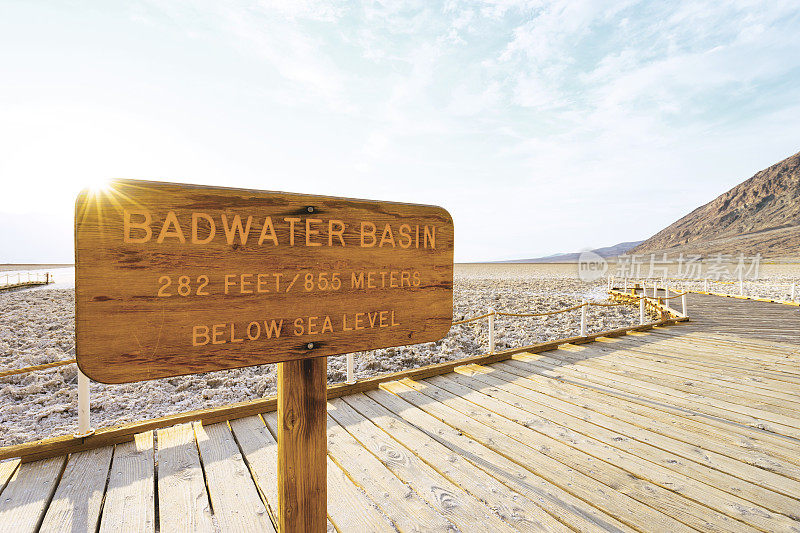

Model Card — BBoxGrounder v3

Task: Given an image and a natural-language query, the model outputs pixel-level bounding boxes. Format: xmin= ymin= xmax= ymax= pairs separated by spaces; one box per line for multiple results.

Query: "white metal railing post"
xmin=624 ymin=278 xmax=628 ymax=291
xmin=791 ymin=282 xmax=796 ymax=302
xmin=488 ymin=307 xmax=496 ymax=354
xmin=346 ymin=353 xmax=355 ymax=384
xmin=739 ymin=276 xmax=744 ymax=296
xmin=704 ymin=278 xmax=709 ymax=293
xmin=75 ymin=369 xmax=94 ymax=437
xmin=639 ymin=297 xmax=645 ymax=325
xmin=682 ymin=293 xmax=687 ymax=316
xmin=580 ymin=300 xmax=587 ymax=336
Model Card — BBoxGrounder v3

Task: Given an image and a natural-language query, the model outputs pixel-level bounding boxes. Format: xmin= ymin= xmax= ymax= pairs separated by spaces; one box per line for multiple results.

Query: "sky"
xmin=1 ymin=1 xmax=799 ymax=263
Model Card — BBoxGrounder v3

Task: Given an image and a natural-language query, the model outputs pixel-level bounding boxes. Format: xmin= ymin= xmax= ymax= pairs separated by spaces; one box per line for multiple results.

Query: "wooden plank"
xmin=342 ymin=392 xmax=562 ymax=532
xmin=193 ymin=421 xmax=275 ymax=532
xmin=553 ymin=345 xmax=800 ymax=415
xmin=427 ymin=373 xmax=784 ymax=532
xmin=277 ymin=357 xmax=326 ymax=532
xmin=551 ymin=346 xmax=800 ymax=427
xmin=323 ymin=413 xmax=455 ymax=532
xmin=586 ymin=355 xmax=800 ymax=415
xmin=514 ymin=348 xmax=800 ymax=438
xmin=652 ymin=324 xmax=800 ymax=347
xmin=156 ymin=423 xmax=213 ymax=532
xmin=606 ymin=330 xmax=800 ymax=369
xmin=75 ymin=179 xmax=454 ymax=383
xmin=0 ymin=456 xmax=64 ymax=532
xmin=626 ymin=338 xmax=800 ymax=375
xmin=456 ymin=364 xmax=800 ymax=521
xmin=618 ymin=335 xmax=800 ymax=373
xmin=325 ymin=454 xmax=396 ymax=532
xmin=511 ymin=348 xmax=796 ymax=443
xmin=328 ymin=396 xmax=519 ymax=533
xmin=623 ymin=331 xmax=800 ymax=367
xmin=505 ymin=353 xmax=800 ymax=464
xmin=0 ymin=317 xmax=684 ymax=464
xmin=229 ymin=415 xmax=280 ymax=521
xmin=40 ymin=446 xmax=113 ymax=533
xmin=368 ymin=385 xmax=635 ymax=533
xmin=580 ymin=335 xmax=800 ymax=388
xmin=98 ymin=431 xmax=155 ymax=533
xmin=260 ymin=412 xmax=376 ymax=531
xmin=586 ymin=339 xmax=800 ymax=399
xmin=654 ymin=328 xmax=800 ymax=354
xmin=387 ymin=379 xmax=693 ymax=532
xmin=675 ymin=293 xmax=800 ymax=345
xmin=492 ymin=360 xmax=800 ymax=482
xmin=0 ymin=459 xmax=19 ymax=495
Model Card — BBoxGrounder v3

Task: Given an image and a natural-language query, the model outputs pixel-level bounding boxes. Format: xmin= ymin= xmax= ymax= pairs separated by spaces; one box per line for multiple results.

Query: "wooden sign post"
xmin=74 ymin=179 xmax=454 ymax=531
xmin=278 ymin=358 xmax=327 ymax=531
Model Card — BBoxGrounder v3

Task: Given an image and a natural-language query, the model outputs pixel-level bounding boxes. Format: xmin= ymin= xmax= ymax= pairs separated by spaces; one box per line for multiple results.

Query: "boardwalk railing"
xmin=0 ymin=272 xmax=52 ymax=291
xmin=609 ymin=285 xmax=688 ymax=319
xmin=612 ymin=275 xmax=799 ymax=307
xmin=2 ymin=289 xmax=667 ymax=447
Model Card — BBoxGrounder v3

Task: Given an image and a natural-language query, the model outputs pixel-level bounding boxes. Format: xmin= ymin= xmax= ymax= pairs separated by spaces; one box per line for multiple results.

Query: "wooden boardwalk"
xmin=0 ymin=280 xmax=51 ymax=291
xmin=0 ymin=273 xmax=52 ymax=292
xmin=2 ymin=297 xmax=800 ymax=531
xmin=681 ymin=291 xmax=800 ymax=344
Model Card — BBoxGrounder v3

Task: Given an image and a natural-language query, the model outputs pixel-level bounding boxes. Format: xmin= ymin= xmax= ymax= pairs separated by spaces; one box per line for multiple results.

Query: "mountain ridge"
xmin=496 ymin=240 xmax=643 ymax=263
xmin=632 ymin=150 xmax=800 ymax=258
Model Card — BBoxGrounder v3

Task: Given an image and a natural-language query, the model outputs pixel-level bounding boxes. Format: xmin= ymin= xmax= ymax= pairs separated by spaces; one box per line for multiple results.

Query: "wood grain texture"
xmin=368 ymin=384 xmax=635 ymax=533
xmin=324 ymin=454 xmax=396 ymax=532
xmin=0 ymin=459 xmax=19 ymax=495
xmin=476 ymin=361 xmax=800 ymax=508
xmin=325 ymin=414 xmax=456 ymax=532
xmin=194 ymin=421 xmax=275 ymax=532
xmin=156 ymin=423 xmax=213 ymax=532
xmin=395 ymin=378 xmax=694 ymax=532
xmin=0 ymin=457 xmax=65 ymax=533
xmin=39 ymin=446 xmax=113 ymax=533
xmin=327 ymin=396 xmax=519 ymax=533
xmin=444 ymin=368 xmax=797 ymax=531
xmin=229 ymin=415 xmax=281 ymax=522
xmin=277 ymin=357 xmax=327 ymax=533
xmin=75 ymin=179 xmax=454 ymax=383
xmin=98 ymin=432 xmax=155 ymax=533
xmin=342 ymin=392 xmax=561 ymax=532
xmin=262 ymin=412 xmax=340 ymax=532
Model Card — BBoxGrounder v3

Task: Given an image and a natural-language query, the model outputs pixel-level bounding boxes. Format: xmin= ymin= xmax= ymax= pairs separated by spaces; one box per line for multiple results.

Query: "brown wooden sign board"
xmin=75 ymin=179 xmax=454 ymax=384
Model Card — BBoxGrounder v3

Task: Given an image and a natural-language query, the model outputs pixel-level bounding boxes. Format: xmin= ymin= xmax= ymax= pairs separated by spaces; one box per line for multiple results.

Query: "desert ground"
xmin=1 ymin=262 xmax=798 ymax=446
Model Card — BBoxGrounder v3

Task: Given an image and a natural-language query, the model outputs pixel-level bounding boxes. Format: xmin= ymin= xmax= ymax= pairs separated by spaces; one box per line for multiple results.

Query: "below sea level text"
xmin=191 ymin=310 xmax=400 ymax=346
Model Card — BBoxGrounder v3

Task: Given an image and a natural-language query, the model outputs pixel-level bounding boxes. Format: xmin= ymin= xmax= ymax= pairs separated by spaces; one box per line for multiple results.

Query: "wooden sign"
xmin=75 ymin=179 xmax=454 ymax=383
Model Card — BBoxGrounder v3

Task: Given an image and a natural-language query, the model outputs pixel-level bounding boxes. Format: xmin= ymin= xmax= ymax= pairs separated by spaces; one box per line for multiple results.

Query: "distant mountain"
xmin=633 ymin=150 xmax=800 ymax=258
xmin=499 ymin=240 xmax=644 ymax=263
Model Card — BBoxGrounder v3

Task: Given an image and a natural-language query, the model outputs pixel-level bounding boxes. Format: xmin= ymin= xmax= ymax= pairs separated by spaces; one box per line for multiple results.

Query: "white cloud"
xmin=1 ymin=0 xmax=800 ymax=261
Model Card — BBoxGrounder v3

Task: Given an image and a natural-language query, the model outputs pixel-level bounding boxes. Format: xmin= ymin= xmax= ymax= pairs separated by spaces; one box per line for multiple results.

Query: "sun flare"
xmin=86 ymin=178 xmax=112 ymax=194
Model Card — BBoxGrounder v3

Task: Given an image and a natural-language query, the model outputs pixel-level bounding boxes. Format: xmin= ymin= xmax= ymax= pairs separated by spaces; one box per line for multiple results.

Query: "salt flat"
xmin=3 ymin=262 xmax=796 ymax=446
